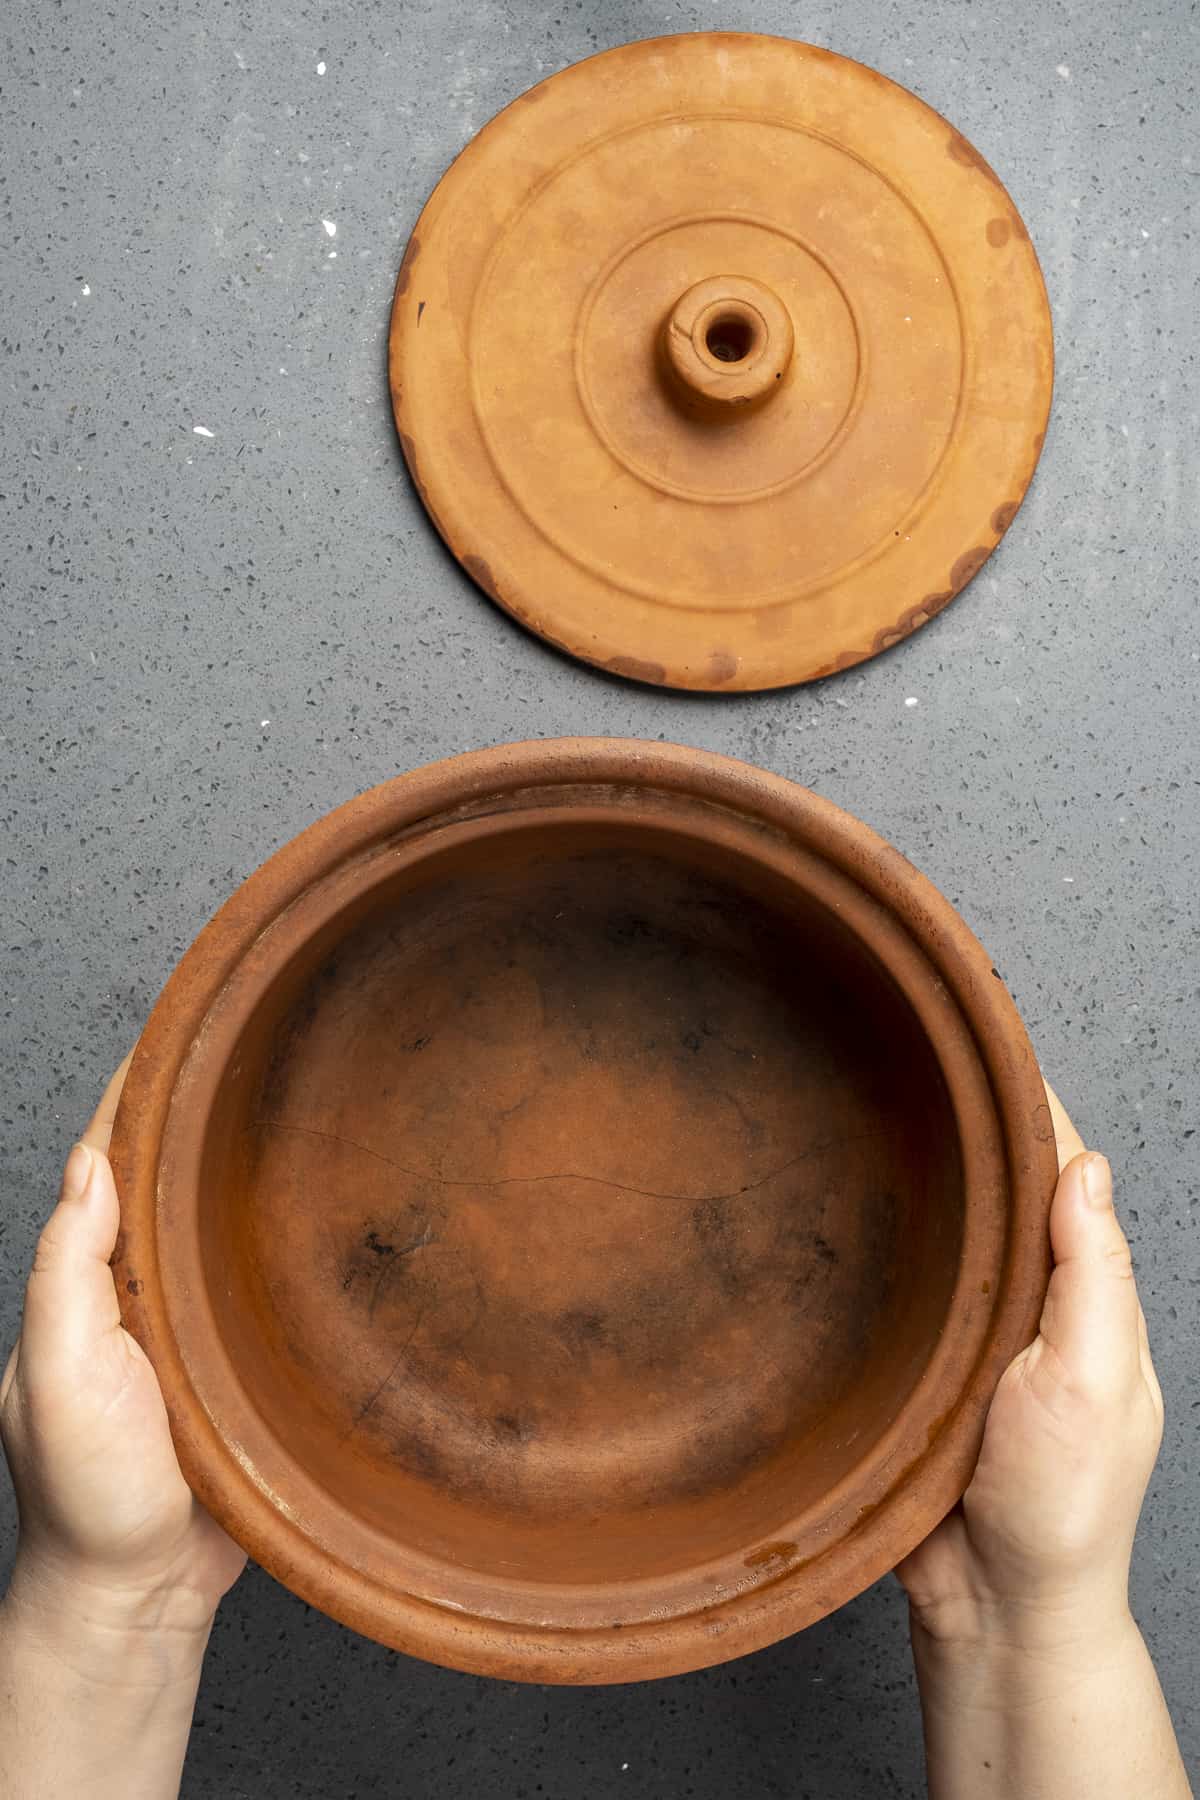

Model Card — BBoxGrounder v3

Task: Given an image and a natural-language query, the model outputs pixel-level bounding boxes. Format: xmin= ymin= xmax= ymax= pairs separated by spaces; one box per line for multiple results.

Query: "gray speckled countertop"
xmin=2 ymin=1 xmax=1196 ymax=1794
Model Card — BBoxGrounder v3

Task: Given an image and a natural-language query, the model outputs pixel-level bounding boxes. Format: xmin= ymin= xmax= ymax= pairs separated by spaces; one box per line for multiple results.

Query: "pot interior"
xmin=198 ymin=815 xmax=964 ymax=1586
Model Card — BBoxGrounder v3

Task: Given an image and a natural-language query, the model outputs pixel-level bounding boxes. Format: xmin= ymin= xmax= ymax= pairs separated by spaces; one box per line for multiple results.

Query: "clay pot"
xmin=111 ymin=741 xmax=1056 ymax=1683
xmin=389 ymin=34 xmax=1054 ymax=690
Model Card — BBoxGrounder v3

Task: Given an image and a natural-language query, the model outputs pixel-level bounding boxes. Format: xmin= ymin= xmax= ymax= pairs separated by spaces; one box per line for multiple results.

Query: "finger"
xmin=22 ymin=1141 xmax=122 ymax=1368
xmin=81 ymin=1051 xmax=135 ymax=1155
xmin=1039 ymin=1151 xmax=1141 ymax=1388
xmin=1043 ymin=1078 xmax=1086 ymax=1172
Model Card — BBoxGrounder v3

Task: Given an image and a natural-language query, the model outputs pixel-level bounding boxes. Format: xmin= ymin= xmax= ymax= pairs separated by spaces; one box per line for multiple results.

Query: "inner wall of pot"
xmin=198 ymin=817 xmax=964 ymax=1586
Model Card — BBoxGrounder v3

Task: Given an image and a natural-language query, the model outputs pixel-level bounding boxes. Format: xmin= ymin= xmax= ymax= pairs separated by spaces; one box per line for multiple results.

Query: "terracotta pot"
xmin=389 ymin=34 xmax=1054 ymax=691
xmin=111 ymin=741 xmax=1056 ymax=1683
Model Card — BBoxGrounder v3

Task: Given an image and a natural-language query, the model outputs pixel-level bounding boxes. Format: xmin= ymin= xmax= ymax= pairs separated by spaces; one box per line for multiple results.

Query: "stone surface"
xmin=0 ymin=0 xmax=1196 ymax=1793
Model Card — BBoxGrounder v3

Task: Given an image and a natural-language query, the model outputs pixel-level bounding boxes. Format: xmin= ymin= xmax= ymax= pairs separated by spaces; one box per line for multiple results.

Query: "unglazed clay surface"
xmin=389 ymin=35 xmax=1053 ymax=690
xmin=110 ymin=740 xmax=1057 ymax=1682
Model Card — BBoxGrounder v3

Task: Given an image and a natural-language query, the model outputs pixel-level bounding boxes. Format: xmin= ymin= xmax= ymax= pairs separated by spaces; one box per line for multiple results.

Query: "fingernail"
xmin=1082 ymin=1152 xmax=1112 ymax=1211
xmin=62 ymin=1142 xmax=94 ymax=1202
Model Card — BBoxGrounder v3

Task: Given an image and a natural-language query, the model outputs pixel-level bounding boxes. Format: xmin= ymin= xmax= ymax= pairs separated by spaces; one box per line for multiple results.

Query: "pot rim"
xmin=111 ymin=737 xmax=1057 ymax=1682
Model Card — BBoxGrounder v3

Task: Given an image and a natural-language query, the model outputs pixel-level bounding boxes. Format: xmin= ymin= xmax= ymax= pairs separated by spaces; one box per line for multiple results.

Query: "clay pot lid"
xmin=389 ymin=34 xmax=1053 ymax=692
xmin=110 ymin=740 xmax=1057 ymax=1683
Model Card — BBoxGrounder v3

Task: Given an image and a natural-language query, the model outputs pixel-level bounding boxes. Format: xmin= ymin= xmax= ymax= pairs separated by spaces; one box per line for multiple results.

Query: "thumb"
xmin=22 ymin=1142 xmax=122 ymax=1369
xmin=1043 ymin=1078 xmax=1086 ymax=1172
xmin=1039 ymin=1151 xmax=1141 ymax=1390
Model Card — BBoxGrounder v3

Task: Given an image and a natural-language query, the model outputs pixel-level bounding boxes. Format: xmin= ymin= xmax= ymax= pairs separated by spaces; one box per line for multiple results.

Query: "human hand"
xmin=1 ymin=1059 xmax=245 ymax=1664
xmin=897 ymin=1085 xmax=1164 ymax=1657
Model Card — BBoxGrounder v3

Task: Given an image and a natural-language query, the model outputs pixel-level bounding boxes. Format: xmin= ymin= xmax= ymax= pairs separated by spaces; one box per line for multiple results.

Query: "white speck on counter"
xmin=327 ymin=250 xmax=337 ymax=259
xmin=316 ymin=60 xmax=326 ymax=75
xmin=261 ymin=719 xmax=270 ymax=729
xmin=1063 ymin=875 xmax=1075 ymax=883
xmin=1056 ymin=63 xmax=1071 ymax=79
xmin=192 ymin=425 xmax=215 ymax=438
xmin=905 ymin=696 xmax=919 ymax=708
xmin=80 ymin=283 xmax=90 ymax=295
xmin=322 ymin=218 xmax=336 ymax=237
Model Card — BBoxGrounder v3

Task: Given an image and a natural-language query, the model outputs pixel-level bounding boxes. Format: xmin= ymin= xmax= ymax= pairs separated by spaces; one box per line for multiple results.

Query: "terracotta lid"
xmin=111 ymin=740 xmax=1057 ymax=1683
xmin=389 ymin=34 xmax=1053 ymax=691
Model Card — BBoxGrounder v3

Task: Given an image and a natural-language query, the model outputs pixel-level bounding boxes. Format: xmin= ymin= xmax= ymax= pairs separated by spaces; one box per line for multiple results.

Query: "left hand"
xmin=1 ymin=1059 xmax=245 ymax=1651
xmin=896 ymin=1083 xmax=1163 ymax=1656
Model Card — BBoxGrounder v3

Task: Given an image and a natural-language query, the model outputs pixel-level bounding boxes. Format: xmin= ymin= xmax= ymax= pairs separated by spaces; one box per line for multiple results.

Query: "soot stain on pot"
xmin=491 ymin=1412 xmax=529 ymax=1442
xmin=342 ymin=1264 xmax=508 ymax=1485
xmin=257 ymin=951 xmax=347 ymax=1118
xmin=393 ymin=233 xmax=420 ymax=297
xmin=662 ymin=1409 xmax=790 ymax=1503
xmin=382 ymin=1427 xmax=446 ymax=1487
xmin=384 ymin=1416 xmax=533 ymax=1505
xmin=948 ymin=546 xmax=991 ymax=590
xmin=555 ymin=1309 xmax=610 ymax=1357
xmin=689 ymin=1196 xmax=746 ymax=1300
xmin=604 ymin=653 xmax=668 ymax=686
xmin=356 ymin=1219 xmax=438 ymax=1317
xmin=517 ymin=907 xmax=568 ymax=952
xmin=604 ymin=910 xmax=669 ymax=952
xmin=611 ymin=1277 xmax=689 ymax=1378
xmin=946 ymin=131 xmax=1002 ymax=187
xmin=398 ymin=433 xmax=452 ymax=544
xmin=338 ymin=1207 xmax=451 ymax=1319
xmin=461 ymin=554 xmax=502 ymax=603
xmin=875 ymin=539 xmax=997 ymax=654
xmin=365 ymin=1223 xmax=435 ymax=1260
